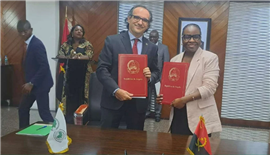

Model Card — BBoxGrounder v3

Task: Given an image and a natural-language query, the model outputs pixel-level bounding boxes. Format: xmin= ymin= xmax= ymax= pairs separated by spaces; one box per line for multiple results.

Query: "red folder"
xmin=118 ymin=54 xmax=148 ymax=97
xmin=160 ymin=62 xmax=189 ymax=104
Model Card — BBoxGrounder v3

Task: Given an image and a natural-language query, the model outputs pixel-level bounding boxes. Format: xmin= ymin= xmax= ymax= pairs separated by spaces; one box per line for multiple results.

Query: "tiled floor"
xmin=1 ymin=105 xmax=269 ymax=143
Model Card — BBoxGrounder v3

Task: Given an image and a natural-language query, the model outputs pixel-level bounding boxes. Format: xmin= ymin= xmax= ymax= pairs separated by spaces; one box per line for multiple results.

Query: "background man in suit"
xmin=97 ymin=5 xmax=160 ymax=130
xmin=17 ymin=20 xmax=54 ymax=128
xmin=147 ymin=30 xmax=170 ymax=122
xmin=200 ymin=40 xmax=205 ymax=49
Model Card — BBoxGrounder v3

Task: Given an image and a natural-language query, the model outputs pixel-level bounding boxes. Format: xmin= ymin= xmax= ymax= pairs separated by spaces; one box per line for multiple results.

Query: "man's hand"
xmin=143 ymin=67 xmax=151 ymax=81
xmin=156 ymin=94 xmax=163 ymax=104
xmin=171 ymin=97 xmax=188 ymax=109
xmin=22 ymin=83 xmax=33 ymax=94
xmin=115 ymin=89 xmax=133 ymax=101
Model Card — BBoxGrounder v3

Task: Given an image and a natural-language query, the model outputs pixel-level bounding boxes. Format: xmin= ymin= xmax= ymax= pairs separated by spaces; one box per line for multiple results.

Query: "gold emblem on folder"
xmin=127 ymin=60 xmax=140 ymax=74
xmin=168 ymin=67 xmax=180 ymax=81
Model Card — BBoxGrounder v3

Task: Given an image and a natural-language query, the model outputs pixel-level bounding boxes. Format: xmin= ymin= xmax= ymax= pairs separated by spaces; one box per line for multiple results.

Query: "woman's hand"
xmin=72 ymin=55 xmax=90 ymax=60
xmin=171 ymin=97 xmax=188 ymax=109
xmin=72 ymin=55 xmax=80 ymax=59
xmin=156 ymin=94 xmax=163 ymax=104
xmin=57 ymin=55 xmax=66 ymax=59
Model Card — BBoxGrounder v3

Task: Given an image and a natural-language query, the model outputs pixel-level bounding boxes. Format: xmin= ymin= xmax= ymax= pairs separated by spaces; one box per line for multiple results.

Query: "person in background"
xmin=156 ymin=23 xmax=222 ymax=135
xmin=57 ymin=24 xmax=94 ymax=124
xmin=147 ymin=30 xmax=170 ymax=122
xmin=17 ymin=20 xmax=54 ymax=129
xmin=96 ymin=5 xmax=160 ymax=130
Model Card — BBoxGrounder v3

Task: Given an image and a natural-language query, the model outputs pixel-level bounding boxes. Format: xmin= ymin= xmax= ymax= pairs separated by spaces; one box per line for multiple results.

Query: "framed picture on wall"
xmin=177 ymin=18 xmax=211 ymax=54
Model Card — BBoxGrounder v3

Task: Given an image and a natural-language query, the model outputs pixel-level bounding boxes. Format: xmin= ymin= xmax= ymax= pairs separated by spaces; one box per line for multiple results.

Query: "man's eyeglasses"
xmin=132 ymin=15 xmax=150 ymax=24
xmin=182 ymin=34 xmax=201 ymax=41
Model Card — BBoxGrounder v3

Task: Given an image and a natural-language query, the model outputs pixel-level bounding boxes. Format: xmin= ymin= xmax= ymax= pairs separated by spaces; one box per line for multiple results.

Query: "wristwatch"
xmin=28 ymin=82 xmax=34 ymax=86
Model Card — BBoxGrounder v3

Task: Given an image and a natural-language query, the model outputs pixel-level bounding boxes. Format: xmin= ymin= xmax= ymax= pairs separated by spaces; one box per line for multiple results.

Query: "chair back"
xmin=88 ymin=72 xmax=126 ymax=128
xmin=88 ymin=72 xmax=103 ymax=123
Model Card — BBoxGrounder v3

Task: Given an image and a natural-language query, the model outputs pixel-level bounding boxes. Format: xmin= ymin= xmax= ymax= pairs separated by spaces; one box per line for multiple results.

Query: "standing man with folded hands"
xmin=97 ymin=5 xmax=159 ymax=130
xmin=147 ymin=30 xmax=170 ymax=122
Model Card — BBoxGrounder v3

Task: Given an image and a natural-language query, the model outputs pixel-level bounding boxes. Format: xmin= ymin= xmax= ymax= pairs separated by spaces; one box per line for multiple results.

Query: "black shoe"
xmin=155 ymin=116 xmax=160 ymax=122
xmin=145 ymin=111 xmax=151 ymax=118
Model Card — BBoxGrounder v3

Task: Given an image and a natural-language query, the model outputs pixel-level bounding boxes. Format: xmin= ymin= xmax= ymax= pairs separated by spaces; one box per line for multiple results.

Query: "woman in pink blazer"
xmin=157 ymin=24 xmax=222 ymax=135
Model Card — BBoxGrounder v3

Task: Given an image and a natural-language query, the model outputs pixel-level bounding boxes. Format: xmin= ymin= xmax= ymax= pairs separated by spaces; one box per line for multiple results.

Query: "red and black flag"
xmin=56 ymin=6 xmax=70 ymax=102
xmin=187 ymin=116 xmax=212 ymax=155
xmin=61 ymin=6 xmax=69 ymax=44
xmin=56 ymin=63 xmax=66 ymax=101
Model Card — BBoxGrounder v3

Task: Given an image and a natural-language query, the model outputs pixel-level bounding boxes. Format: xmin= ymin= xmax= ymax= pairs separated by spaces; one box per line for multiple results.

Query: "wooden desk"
xmin=1 ymin=125 xmax=269 ymax=154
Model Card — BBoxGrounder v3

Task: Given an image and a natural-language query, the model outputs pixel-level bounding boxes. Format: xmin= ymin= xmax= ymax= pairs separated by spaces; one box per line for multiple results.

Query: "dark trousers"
xmin=101 ymin=100 xmax=146 ymax=130
xmin=171 ymin=106 xmax=211 ymax=137
xmin=147 ymin=86 xmax=162 ymax=117
xmin=18 ymin=92 xmax=54 ymax=128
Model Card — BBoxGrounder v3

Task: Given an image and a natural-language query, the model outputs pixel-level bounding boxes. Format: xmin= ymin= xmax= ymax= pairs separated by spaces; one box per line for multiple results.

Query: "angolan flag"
xmin=187 ymin=116 xmax=212 ymax=155
xmin=56 ymin=63 xmax=65 ymax=101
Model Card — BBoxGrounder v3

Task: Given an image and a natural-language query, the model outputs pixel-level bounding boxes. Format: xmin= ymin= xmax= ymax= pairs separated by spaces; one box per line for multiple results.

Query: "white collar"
xmin=25 ymin=34 xmax=34 ymax=45
xmin=128 ymin=31 xmax=143 ymax=42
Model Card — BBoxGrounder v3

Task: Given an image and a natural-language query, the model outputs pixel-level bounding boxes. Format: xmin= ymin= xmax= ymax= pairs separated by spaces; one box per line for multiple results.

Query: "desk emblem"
xmin=53 ymin=129 xmax=66 ymax=142
xmin=127 ymin=60 xmax=140 ymax=74
xmin=52 ymin=119 xmax=60 ymax=131
xmin=168 ymin=67 xmax=180 ymax=81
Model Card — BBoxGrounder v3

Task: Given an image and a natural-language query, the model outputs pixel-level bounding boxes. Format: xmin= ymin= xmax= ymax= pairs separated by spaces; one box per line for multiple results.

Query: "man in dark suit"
xmin=97 ymin=5 xmax=160 ymax=130
xmin=200 ymin=40 xmax=205 ymax=49
xmin=148 ymin=30 xmax=170 ymax=122
xmin=17 ymin=20 xmax=54 ymax=128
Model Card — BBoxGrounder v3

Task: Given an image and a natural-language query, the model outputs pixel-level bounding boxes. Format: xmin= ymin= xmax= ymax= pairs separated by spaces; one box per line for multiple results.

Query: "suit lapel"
xmin=141 ymin=37 xmax=149 ymax=55
xmin=157 ymin=42 xmax=162 ymax=54
xmin=26 ymin=35 xmax=36 ymax=55
xmin=121 ymin=31 xmax=133 ymax=54
xmin=25 ymin=35 xmax=35 ymax=62
xmin=186 ymin=48 xmax=203 ymax=89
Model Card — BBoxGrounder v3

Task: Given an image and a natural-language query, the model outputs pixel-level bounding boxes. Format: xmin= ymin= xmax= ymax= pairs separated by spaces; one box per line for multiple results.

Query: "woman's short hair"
xmin=182 ymin=23 xmax=202 ymax=35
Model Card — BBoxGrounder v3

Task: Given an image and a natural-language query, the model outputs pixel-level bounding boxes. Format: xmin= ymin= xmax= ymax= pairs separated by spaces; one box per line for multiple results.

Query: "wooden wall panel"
xmin=1 ymin=1 xmax=26 ymax=106
xmin=162 ymin=1 xmax=229 ymax=119
xmin=59 ymin=1 xmax=118 ymax=71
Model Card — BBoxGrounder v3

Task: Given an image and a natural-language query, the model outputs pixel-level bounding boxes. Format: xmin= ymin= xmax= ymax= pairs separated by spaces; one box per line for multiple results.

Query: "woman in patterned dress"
xmin=57 ymin=24 xmax=94 ymax=124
